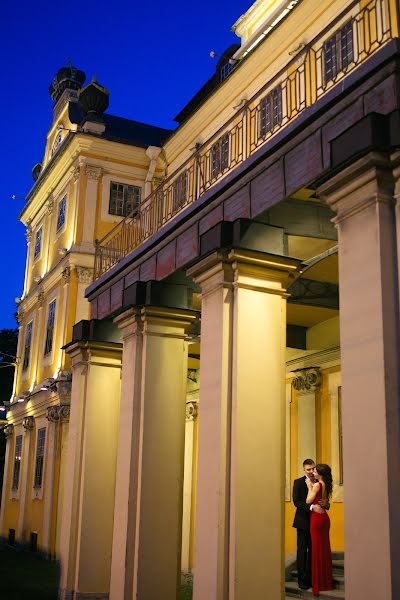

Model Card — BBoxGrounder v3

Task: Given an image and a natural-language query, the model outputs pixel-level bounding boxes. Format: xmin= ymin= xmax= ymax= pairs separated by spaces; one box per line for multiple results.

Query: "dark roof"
xmin=68 ymin=102 xmax=173 ymax=148
xmin=174 ymin=44 xmax=240 ymax=125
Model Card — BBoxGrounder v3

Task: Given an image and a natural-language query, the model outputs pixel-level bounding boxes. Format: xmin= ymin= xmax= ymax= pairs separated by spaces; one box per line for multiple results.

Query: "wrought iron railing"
xmin=94 ymin=0 xmax=398 ymax=279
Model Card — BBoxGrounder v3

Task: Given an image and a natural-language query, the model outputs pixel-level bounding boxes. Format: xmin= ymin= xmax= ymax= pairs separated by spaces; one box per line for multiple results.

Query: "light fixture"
xmin=0 ymin=406 xmax=6 ymax=412
xmin=33 ymin=275 xmax=42 ymax=284
xmin=15 ymin=297 xmax=22 ymax=304
xmin=58 ymin=247 xmax=67 ymax=257
xmin=17 ymin=391 xmax=30 ymax=403
xmin=40 ymin=378 xmax=55 ymax=391
xmin=209 ymin=51 xmax=238 ymax=65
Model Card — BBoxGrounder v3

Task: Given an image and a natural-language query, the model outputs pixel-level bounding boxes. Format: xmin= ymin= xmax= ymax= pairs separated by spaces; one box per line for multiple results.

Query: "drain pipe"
xmin=145 ymin=146 xmax=162 ymax=198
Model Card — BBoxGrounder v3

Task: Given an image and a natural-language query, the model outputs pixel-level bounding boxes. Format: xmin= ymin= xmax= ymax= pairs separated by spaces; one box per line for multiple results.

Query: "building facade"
xmin=2 ymin=0 xmax=400 ymax=599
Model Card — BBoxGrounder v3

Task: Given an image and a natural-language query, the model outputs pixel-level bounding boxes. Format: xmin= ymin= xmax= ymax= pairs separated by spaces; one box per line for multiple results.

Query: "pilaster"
xmin=81 ymin=164 xmax=102 ymax=251
xmin=0 ymin=425 xmax=14 ymax=535
xmin=17 ymin=416 xmax=35 ymax=542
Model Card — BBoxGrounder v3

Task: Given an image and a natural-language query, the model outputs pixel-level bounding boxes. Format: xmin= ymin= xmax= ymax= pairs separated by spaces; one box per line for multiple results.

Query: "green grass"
xmin=180 ymin=578 xmax=193 ymax=600
xmin=0 ymin=543 xmax=59 ymax=600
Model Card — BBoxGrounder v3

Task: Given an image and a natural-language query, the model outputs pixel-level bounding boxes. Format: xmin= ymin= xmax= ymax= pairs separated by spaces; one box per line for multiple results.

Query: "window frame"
xmin=108 ymin=181 xmax=141 ymax=218
xmin=210 ymin=132 xmax=230 ymax=181
xmin=22 ymin=320 xmax=33 ymax=372
xmin=172 ymin=170 xmax=189 ymax=213
xmin=33 ymin=226 xmax=43 ymax=262
xmin=43 ymin=298 xmax=57 ymax=357
xmin=33 ymin=427 xmax=46 ymax=489
xmin=55 ymin=195 xmax=67 ymax=234
xmin=258 ymin=84 xmax=283 ymax=139
xmin=324 ymin=19 xmax=354 ymax=84
xmin=11 ymin=435 xmax=23 ymax=490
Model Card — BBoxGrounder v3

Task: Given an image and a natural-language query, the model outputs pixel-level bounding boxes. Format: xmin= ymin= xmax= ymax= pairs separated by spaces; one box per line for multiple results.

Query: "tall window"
xmin=259 ymin=85 xmax=283 ymax=138
xmin=210 ymin=133 xmax=229 ymax=180
xmin=172 ymin=171 xmax=188 ymax=212
xmin=109 ymin=182 xmax=141 ymax=217
xmin=324 ymin=20 xmax=354 ymax=83
xmin=220 ymin=61 xmax=236 ymax=82
xmin=33 ymin=227 xmax=43 ymax=260
xmin=22 ymin=321 xmax=33 ymax=371
xmin=12 ymin=435 xmax=23 ymax=490
xmin=34 ymin=428 xmax=46 ymax=489
xmin=56 ymin=196 xmax=67 ymax=233
xmin=44 ymin=299 xmax=56 ymax=356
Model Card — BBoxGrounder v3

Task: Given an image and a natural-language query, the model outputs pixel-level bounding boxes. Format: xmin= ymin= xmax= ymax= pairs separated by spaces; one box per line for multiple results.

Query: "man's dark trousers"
xmin=292 ymin=476 xmax=312 ymax=588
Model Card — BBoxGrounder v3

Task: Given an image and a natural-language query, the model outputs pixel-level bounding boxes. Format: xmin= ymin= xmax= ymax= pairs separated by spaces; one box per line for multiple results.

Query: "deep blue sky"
xmin=0 ymin=0 xmax=251 ymax=329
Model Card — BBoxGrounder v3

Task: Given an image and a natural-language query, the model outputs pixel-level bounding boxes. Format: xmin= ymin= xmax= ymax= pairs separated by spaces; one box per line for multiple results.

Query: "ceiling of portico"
xmin=287 ymin=236 xmax=336 ymax=261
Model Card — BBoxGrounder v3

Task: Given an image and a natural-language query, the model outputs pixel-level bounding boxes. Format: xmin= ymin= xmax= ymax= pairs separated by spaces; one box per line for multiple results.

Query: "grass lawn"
xmin=0 ymin=543 xmax=59 ymax=600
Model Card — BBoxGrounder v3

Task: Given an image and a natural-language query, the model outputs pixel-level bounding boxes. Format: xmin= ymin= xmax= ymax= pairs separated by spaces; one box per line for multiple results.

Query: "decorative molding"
xmin=46 ymin=405 xmax=70 ymax=423
xmin=286 ymin=347 xmax=340 ymax=373
xmin=3 ymin=424 xmax=14 ymax=439
xmin=76 ymin=266 xmax=93 ymax=284
xmin=62 ymin=266 xmax=71 ymax=283
xmin=22 ymin=416 xmax=35 ymax=431
xmin=47 ymin=196 xmax=55 ymax=215
xmin=86 ymin=165 xmax=102 ymax=181
xmin=17 ymin=310 xmax=24 ymax=324
xmin=72 ymin=166 xmax=81 ymax=182
xmin=37 ymin=290 xmax=45 ymax=307
xmin=26 ymin=226 xmax=33 ymax=243
xmin=186 ymin=400 xmax=198 ymax=421
xmin=291 ymin=368 xmax=321 ymax=393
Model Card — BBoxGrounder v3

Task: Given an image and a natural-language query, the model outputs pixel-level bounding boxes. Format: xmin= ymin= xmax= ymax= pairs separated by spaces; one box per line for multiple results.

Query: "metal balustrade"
xmin=94 ymin=0 xmax=397 ymax=280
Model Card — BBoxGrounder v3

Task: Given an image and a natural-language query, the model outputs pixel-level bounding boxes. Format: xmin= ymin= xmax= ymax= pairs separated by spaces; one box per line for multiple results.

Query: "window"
xmin=51 ymin=131 xmax=63 ymax=156
xmin=56 ymin=196 xmax=67 ymax=233
xmin=34 ymin=428 xmax=46 ymax=489
xmin=109 ymin=182 xmax=141 ymax=217
xmin=259 ymin=85 xmax=283 ymax=138
xmin=12 ymin=435 xmax=22 ymax=490
xmin=210 ymin=133 xmax=229 ymax=180
xmin=44 ymin=299 xmax=56 ymax=356
xmin=172 ymin=171 xmax=188 ymax=212
xmin=22 ymin=321 xmax=33 ymax=371
xmin=33 ymin=227 xmax=43 ymax=260
xmin=220 ymin=61 xmax=236 ymax=82
xmin=324 ymin=20 xmax=354 ymax=83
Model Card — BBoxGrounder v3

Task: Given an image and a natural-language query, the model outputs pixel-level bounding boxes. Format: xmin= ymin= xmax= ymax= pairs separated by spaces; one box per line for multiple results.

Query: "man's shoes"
xmin=299 ymin=583 xmax=310 ymax=590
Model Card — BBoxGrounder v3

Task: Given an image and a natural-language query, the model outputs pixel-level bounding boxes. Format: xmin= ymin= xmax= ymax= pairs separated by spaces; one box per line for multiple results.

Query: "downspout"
xmin=145 ymin=146 xmax=162 ymax=198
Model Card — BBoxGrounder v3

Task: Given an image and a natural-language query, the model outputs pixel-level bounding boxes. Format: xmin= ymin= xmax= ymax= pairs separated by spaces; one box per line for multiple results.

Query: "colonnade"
xmin=57 ymin=151 xmax=400 ymax=600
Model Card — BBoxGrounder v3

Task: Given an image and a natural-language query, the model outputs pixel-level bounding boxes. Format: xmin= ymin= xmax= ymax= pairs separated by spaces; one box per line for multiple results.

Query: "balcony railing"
xmin=94 ymin=0 xmax=398 ymax=280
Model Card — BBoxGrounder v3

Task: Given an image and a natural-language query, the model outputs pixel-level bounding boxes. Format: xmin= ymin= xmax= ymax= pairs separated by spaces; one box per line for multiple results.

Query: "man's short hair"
xmin=303 ymin=458 xmax=315 ymax=467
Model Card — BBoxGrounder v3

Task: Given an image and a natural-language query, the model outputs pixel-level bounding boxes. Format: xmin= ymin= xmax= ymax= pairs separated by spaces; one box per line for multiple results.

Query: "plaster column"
xmin=58 ymin=340 xmax=121 ymax=600
xmin=109 ymin=306 xmax=197 ymax=600
xmin=0 ymin=425 xmax=15 ymax=536
xmin=23 ymin=224 xmax=33 ymax=297
xmin=318 ymin=151 xmax=400 ymax=600
xmin=187 ymin=249 xmax=302 ymax=600
xmin=292 ymin=368 xmax=321 ymax=474
xmin=16 ymin=416 xmax=35 ymax=543
xmin=181 ymin=395 xmax=199 ymax=572
xmin=81 ymin=165 xmax=101 ymax=252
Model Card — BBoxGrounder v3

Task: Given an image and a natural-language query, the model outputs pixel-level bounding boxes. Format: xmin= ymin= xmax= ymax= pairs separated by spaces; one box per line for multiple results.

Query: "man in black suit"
xmin=292 ymin=458 xmax=327 ymax=590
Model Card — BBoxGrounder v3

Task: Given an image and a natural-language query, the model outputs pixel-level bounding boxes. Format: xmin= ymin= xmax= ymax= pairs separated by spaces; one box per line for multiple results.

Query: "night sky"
xmin=0 ymin=0 xmax=252 ymax=329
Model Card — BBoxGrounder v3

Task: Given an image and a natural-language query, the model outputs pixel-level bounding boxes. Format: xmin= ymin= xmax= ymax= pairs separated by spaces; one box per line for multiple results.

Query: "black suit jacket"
xmin=292 ymin=476 xmax=311 ymax=531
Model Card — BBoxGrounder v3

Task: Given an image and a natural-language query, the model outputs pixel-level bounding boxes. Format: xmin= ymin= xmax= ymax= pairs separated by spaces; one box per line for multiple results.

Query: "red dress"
xmin=310 ymin=486 xmax=333 ymax=596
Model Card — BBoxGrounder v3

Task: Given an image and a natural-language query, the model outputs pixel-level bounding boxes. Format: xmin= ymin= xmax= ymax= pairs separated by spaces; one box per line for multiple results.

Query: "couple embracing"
xmin=292 ymin=458 xmax=334 ymax=596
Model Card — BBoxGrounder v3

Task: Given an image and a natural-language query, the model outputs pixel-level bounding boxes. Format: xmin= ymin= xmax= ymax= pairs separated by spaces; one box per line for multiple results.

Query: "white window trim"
xmin=21 ymin=316 xmax=34 ymax=382
xmin=42 ymin=287 xmax=60 ymax=367
xmin=10 ymin=428 xmax=24 ymax=501
xmin=54 ymin=192 xmax=69 ymax=239
xmin=33 ymin=224 xmax=44 ymax=263
xmin=31 ymin=418 xmax=47 ymax=500
xmin=101 ymin=173 xmax=144 ymax=223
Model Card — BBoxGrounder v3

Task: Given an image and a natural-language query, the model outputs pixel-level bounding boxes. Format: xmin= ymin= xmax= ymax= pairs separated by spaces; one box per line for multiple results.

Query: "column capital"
xmin=85 ymin=165 xmax=102 ymax=181
xmin=22 ymin=416 xmax=35 ymax=431
xmin=75 ymin=266 xmax=93 ymax=284
xmin=187 ymin=248 xmax=302 ymax=297
xmin=292 ymin=367 xmax=322 ymax=394
xmin=318 ymin=151 xmax=395 ymax=224
xmin=3 ymin=424 xmax=14 ymax=439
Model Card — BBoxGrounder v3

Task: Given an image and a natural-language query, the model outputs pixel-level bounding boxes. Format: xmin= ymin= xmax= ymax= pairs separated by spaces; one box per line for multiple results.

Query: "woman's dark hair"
xmin=315 ymin=464 xmax=333 ymax=499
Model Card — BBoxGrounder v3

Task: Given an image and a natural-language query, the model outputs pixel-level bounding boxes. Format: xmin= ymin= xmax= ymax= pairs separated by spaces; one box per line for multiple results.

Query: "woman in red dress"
xmin=306 ymin=464 xmax=334 ymax=596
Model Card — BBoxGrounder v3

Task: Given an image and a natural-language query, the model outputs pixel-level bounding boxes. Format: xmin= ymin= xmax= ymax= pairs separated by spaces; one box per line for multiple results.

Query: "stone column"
xmin=17 ymin=416 xmax=35 ymax=542
xmin=0 ymin=425 xmax=15 ymax=536
xmin=292 ymin=368 xmax=321 ymax=474
xmin=109 ymin=306 xmax=197 ymax=600
xmin=181 ymin=395 xmax=198 ymax=572
xmin=318 ymin=151 xmax=400 ymax=600
xmin=75 ymin=267 xmax=93 ymax=323
xmin=187 ymin=249 xmax=302 ymax=600
xmin=58 ymin=340 xmax=122 ymax=600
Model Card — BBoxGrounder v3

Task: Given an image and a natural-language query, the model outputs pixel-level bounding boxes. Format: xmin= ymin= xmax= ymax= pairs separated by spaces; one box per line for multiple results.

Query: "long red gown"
xmin=310 ymin=487 xmax=333 ymax=596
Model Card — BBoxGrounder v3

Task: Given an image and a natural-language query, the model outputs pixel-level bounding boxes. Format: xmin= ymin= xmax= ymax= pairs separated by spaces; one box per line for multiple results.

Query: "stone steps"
xmin=285 ymin=553 xmax=345 ymax=599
